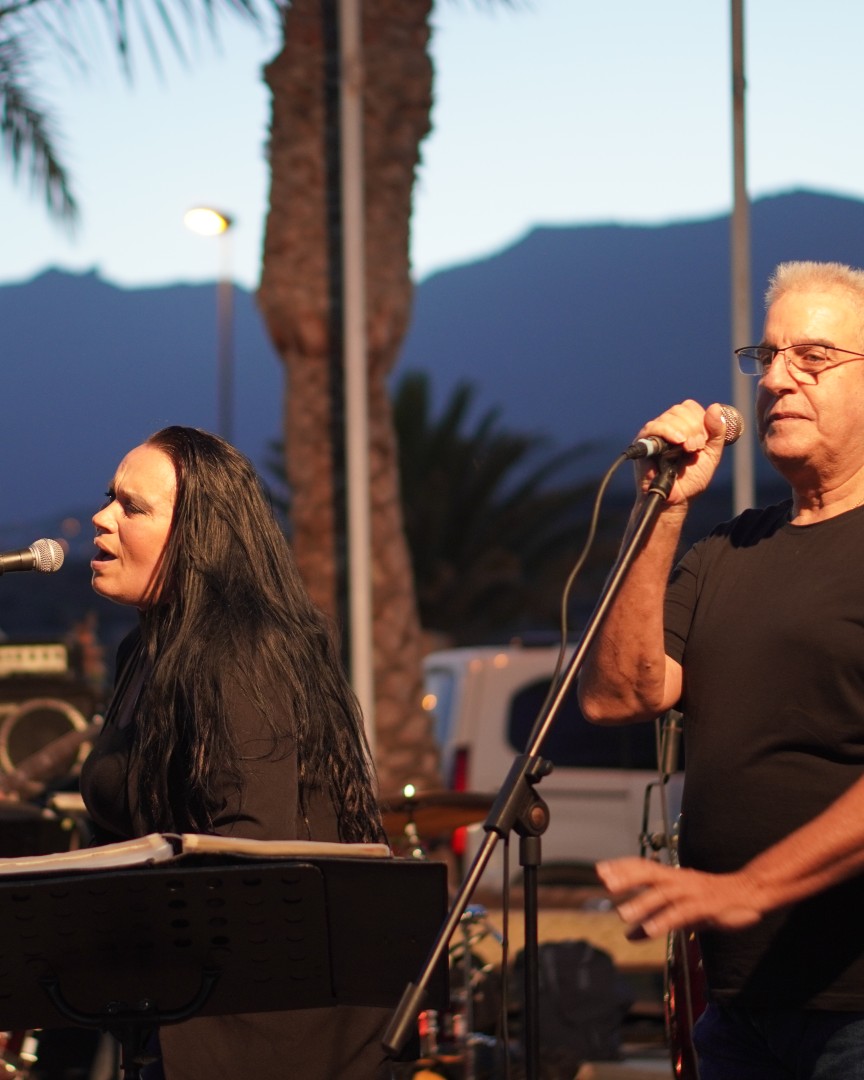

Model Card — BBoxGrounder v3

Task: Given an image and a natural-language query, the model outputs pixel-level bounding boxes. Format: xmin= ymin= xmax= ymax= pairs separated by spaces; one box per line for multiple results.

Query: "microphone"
xmin=0 ymin=539 xmax=65 ymax=575
xmin=625 ymin=404 xmax=745 ymax=459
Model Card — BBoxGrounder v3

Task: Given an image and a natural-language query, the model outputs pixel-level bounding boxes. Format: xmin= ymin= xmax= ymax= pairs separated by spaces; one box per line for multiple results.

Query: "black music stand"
xmin=0 ymin=853 xmax=449 ymax=1077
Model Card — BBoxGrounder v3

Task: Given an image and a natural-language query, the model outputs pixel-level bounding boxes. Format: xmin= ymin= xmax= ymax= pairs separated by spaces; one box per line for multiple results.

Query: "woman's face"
xmin=91 ymin=443 xmax=177 ymax=608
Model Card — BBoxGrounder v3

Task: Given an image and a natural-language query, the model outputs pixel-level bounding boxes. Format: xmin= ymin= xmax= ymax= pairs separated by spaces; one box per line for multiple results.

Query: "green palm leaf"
xmin=0 ymin=0 xmax=273 ymax=219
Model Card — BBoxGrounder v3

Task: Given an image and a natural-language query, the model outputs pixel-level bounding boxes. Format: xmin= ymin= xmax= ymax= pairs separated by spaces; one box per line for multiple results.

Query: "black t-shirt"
xmin=665 ymin=501 xmax=864 ymax=1008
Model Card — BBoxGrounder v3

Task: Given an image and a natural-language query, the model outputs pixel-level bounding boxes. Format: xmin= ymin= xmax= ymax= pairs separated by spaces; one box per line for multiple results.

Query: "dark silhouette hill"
xmin=0 ymin=269 xmax=282 ymax=544
xmin=397 ymin=188 xmax=864 ymax=491
xmin=1 ymin=188 xmax=861 ymax=643
xmin=398 ymin=189 xmax=864 ymax=588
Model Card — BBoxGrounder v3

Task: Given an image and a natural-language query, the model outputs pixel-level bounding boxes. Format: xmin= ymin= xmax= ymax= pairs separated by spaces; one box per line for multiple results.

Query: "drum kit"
xmin=380 ymin=788 xmax=508 ymax=1079
xmin=0 ymin=696 xmax=100 ymax=1079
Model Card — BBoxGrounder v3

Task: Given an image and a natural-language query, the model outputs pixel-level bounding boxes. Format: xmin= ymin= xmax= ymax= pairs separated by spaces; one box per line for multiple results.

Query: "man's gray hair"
xmin=766 ymin=261 xmax=864 ymax=311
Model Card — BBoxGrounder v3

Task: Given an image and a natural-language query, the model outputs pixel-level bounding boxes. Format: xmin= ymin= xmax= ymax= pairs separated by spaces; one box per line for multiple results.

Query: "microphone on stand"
xmin=625 ymin=404 xmax=745 ymax=459
xmin=0 ymin=539 xmax=65 ymax=575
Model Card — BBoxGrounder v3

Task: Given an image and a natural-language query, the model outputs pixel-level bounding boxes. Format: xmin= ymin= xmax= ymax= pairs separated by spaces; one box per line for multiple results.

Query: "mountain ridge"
xmin=1 ymin=189 xmax=858 ymax=559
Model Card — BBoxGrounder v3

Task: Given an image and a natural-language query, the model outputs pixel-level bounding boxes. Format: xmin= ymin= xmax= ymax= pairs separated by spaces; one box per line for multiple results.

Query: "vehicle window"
xmin=507 ymin=678 xmax=659 ymax=769
xmin=423 ymin=667 xmax=457 ymax=746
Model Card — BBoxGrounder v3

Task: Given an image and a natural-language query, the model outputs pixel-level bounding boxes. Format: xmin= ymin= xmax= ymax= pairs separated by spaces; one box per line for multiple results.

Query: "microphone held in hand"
xmin=624 ymin=404 xmax=745 ymax=460
xmin=0 ymin=539 xmax=65 ymax=575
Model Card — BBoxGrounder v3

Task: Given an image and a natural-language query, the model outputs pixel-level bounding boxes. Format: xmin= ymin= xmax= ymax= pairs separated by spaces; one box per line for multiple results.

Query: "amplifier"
xmin=0 ymin=641 xmax=69 ymax=678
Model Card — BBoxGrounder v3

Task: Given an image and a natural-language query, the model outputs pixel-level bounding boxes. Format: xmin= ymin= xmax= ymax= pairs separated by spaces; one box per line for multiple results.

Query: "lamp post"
xmin=730 ymin=0 xmax=755 ymax=514
xmin=183 ymin=207 xmax=236 ymax=443
xmin=338 ymin=0 xmax=376 ymax=748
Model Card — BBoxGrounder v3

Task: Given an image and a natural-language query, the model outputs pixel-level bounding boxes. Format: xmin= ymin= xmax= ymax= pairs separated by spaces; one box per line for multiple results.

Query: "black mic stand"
xmin=384 ymin=454 xmax=680 ymax=1078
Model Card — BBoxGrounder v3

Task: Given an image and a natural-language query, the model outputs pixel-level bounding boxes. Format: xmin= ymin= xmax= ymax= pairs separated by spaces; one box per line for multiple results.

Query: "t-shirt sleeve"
xmin=664 ymin=541 xmax=703 ymax=665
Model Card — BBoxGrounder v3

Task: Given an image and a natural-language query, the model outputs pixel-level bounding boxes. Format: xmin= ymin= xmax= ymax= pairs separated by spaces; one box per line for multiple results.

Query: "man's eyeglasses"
xmin=735 ymin=343 xmax=864 ymax=385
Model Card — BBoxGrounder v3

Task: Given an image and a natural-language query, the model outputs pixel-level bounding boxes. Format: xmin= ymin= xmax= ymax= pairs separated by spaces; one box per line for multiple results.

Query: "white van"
xmin=423 ymin=642 xmax=683 ymax=887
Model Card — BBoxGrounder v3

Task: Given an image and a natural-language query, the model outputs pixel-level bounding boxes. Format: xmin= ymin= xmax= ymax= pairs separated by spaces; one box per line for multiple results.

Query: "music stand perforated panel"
xmin=0 ymin=855 xmax=448 ymax=1032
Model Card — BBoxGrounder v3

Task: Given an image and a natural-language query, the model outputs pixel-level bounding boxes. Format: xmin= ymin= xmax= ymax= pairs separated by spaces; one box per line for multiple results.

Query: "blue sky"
xmin=1 ymin=0 xmax=862 ymax=291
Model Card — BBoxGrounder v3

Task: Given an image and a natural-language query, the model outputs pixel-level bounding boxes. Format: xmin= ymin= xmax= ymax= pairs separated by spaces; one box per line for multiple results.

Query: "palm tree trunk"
xmin=258 ymin=0 xmax=440 ymax=793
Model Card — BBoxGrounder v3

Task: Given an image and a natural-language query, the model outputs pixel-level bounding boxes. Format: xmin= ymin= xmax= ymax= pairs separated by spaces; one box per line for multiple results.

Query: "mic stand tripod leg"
xmin=498 ymin=765 xmax=551 ymax=1080
xmin=520 ymin=833 xmax=543 ymax=1080
xmin=109 ymin=1021 xmax=158 ymax=1080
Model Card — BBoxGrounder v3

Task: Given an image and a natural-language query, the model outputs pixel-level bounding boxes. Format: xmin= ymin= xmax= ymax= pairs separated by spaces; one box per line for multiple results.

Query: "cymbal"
xmin=379 ymin=790 xmax=494 ymax=838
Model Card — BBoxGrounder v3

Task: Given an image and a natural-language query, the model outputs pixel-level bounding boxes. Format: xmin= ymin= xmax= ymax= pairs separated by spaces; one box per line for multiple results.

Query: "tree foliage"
xmin=393 ymin=371 xmax=610 ymax=642
xmin=0 ymin=21 xmax=77 ymax=219
xmin=0 ymin=0 xmax=269 ymax=220
xmin=268 ymin=370 xmax=616 ymax=644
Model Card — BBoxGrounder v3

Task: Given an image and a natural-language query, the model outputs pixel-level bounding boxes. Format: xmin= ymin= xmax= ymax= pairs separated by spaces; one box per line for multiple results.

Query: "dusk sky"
xmin=0 ymin=0 xmax=860 ymax=290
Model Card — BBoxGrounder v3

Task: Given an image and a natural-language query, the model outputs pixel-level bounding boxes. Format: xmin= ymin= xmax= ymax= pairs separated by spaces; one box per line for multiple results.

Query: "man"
xmin=578 ymin=261 xmax=864 ymax=1078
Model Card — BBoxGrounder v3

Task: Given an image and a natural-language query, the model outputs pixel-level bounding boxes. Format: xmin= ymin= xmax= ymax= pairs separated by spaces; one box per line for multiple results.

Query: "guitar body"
xmin=665 ymin=927 xmax=707 ymax=1079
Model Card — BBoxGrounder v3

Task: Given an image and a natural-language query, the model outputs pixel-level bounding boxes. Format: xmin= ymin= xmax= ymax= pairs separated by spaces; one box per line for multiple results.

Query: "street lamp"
xmin=183 ymin=207 xmax=236 ymax=442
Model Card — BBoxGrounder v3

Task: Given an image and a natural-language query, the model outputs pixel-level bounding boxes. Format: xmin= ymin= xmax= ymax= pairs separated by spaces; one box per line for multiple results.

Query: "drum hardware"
xmin=379 ymin=789 xmax=496 ymax=843
xmin=412 ymin=905 xmax=504 ymax=1079
xmin=0 ymin=1030 xmax=39 ymax=1078
xmin=404 ymin=818 xmax=428 ymax=862
xmin=0 ymin=696 xmax=101 ymax=799
xmin=0 ymin=715 xmax=102 ymax=801
xmin=379 ymin=791 xmax=504 ymax=1077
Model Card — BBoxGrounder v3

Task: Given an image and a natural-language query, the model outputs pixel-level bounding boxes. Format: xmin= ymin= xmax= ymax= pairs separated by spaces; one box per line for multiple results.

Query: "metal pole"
xmin=217 ymin=228 xmax=235 ymax=443
xmin=730 ymin=0 xmax=756 ymax=513
xmin=339 ymin=0 xmax=376 ymax=753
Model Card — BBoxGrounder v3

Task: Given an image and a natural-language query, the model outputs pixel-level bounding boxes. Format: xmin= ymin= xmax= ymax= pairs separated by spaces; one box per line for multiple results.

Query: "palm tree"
xmin=3 ymin=0 xmax=484 ymax=795
xmin=257 ymin=1 xmax=439 ymax=794
xmin=394 ymin=371 xmax=607 ymax=644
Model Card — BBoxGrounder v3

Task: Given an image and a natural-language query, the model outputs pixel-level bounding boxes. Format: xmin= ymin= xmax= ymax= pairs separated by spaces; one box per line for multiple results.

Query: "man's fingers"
xmin=597 ymin=856 xmax=766 ymax=938
xmin=596 ymin=856 xmax=671 ymax=895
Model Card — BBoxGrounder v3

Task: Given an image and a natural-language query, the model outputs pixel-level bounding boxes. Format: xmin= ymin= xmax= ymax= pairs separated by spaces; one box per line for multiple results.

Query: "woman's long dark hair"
xmin=129 ymin=426 xmax=383 ymax=842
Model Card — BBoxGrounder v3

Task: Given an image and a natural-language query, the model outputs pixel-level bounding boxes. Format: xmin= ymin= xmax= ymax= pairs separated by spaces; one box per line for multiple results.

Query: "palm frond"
xmin=45 ymin=0 xmax=276 ymax=77
xmin=0 ymin=32 xmax=77 ymax=222
xmin=0 ymin=0 xmax=282 ymax=221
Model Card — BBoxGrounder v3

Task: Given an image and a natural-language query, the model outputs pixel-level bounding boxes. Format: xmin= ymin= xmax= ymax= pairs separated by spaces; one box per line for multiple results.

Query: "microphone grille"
xmin=29 ymin=538 xmax=65 ymax=574
xmin=719 ymin=404 xmax=745 ymax=446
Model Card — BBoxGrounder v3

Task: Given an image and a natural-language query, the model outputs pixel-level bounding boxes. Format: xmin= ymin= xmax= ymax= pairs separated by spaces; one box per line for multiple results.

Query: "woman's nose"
xmin=92 ymin=505 xmax=112 ymax=531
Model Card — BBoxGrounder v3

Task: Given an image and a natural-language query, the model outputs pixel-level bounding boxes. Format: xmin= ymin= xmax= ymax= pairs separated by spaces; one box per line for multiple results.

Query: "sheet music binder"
xmin=0 ymin=853 xmax=449 ymax=1034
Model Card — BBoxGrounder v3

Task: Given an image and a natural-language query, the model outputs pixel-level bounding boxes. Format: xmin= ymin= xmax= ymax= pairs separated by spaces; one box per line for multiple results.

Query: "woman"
xmin=80 ymin=426 xmax=391 ymax=1079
